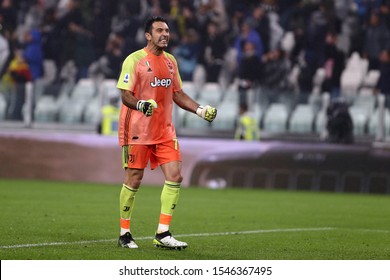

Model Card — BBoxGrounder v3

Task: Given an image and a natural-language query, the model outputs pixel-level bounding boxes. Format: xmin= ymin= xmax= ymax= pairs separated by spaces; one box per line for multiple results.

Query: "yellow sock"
xmin=119 ymin=184 xmax=137 ymax=235
xmin=157 ymin=181 xmax=180 ymax=233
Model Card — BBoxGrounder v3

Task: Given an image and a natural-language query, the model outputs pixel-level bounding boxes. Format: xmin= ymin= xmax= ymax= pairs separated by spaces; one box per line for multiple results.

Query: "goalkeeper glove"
xmin=136 ymin=99 xmax=157 ymax=117
xmin=196 ymin=105 xmax=217 ymax=122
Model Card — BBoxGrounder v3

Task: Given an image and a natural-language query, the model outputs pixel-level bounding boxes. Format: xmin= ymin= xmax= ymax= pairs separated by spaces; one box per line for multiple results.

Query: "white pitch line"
xmin=0 ymin=227 xmax=334 ymax=249
xmin=355 ymin=229 xmax=390 ymax=234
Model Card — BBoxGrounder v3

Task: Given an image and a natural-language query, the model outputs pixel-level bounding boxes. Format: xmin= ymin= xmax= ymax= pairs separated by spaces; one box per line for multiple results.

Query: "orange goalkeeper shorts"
xmin=122 ymin=138 xmax=181 ymax=170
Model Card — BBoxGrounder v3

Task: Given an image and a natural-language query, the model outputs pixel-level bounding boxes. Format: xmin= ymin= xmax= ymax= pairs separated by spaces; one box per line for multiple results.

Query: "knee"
xmin=125 ymin=173 xmax=143 ymax=189
xmin=168 ymin=173 xmax=183 ymax=184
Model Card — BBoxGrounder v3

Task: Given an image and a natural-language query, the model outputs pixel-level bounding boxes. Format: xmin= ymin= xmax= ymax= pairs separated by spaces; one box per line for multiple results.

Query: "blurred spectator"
xmin=0 ymin=26 xmax=10 ymax=77
xmin=99 ymin=93 xmax=120 ymax=136
xmin=268 ymin=10 xmax=285 ymax=52
xmin=233 ymin=19 xmax=264 ymax=65
xmin=321 ymin=32 xmax=346 ymax=99
xmin=296 ymin=50 xmax=317 ymax=101
xmin=1 ymin=48 xmax=32 ymax=120
xmin=88 ymin=31 xmax=124 ymax=80
xmin=304 ymin=2 xmax=337 ymax=71
xmin=22 ymin=1 xmax=44 ymax=30
xmin=227 ymin=2 xmax=247 ymax=42
xmin=234 ymin=102 xmax=260 ymax=141
xmin=237 ymin=40 xmax=262 ymax=107
xmin=334 ymin=0 xmax=355 ymax=21
xmin=91 ymin=0 xmax=118 ymax=59
xmin=260 ymin=48 xmax=292 ymax=105
xmin=289 ymin=26 xmax=305 ymax=65
xmin=0 ymin=0 xmax=389 ymax=129
xmin=277 ymin=0 xmax=301 ymax=30
xmin=293 ymin=3 xmax=338 ymax=102
xmin=54 ymin=0 xmax=94 ymax=80
xmin=354 ymin=0 xmax=383 ymax=23
xmin=363 ymin=10 xmax=390 ymax=70
xmin=169 ymin=1 xmax=199 ymax=39
xmin=173 ymin=28 xmax=200 ymax=81
xmin=111 ymin=1 xmax=142 ymax=56
xmin=343 ymin=3 xmax=364 ymax=55
xmin=379 ymin=1 xmax=390 ymax=30
xmin=199 ymin=21 xmax=228 ymax=82
xmin=0 ymin=0 xmax=17 ymax=39
xmin=195 ymin=0 xmax=228 ymax=33
xmin=40 ymin=7 xmax=59 ymax=63
xmin=22 ymin=28 xmax=43 ymax=81
xmin=247 ymin=5 xmax=270 ymax=53
xmin=375 ymin=48 xmax=390 ymax=109
xmin=210 ymin=0 xmax=229 ymax=32
xmin=72 ymin=23 xmax=95 ymax=80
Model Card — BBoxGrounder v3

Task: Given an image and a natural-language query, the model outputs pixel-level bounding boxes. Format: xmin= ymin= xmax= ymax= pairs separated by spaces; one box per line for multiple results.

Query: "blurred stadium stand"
xmin=1 ymin=78 xmax=390 ymax=142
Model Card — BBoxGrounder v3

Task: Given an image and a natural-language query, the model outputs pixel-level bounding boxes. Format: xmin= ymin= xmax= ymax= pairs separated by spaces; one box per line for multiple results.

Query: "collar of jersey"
xmin=144 ymin=47 xmax=165 ymax=59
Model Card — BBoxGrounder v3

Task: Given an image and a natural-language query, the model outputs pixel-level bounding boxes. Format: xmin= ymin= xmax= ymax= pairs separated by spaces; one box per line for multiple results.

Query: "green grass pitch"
xmin=0 ymin=179 xmax=389 ymax=260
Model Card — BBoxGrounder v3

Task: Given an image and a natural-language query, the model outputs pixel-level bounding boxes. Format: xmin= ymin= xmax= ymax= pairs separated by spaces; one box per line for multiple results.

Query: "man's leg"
xmin=153 ymin=161 xmax=188 ymax=249
xmin=157 ymin=180 xmax=181 ymax=234
xmin=118 ymin=168 xmax=144 ymax=248
xmin=118 ymin=145 xmax=149 ymax=249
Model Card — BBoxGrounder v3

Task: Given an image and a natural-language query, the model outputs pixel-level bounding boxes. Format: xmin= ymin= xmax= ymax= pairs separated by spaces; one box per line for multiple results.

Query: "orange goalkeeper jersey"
xmin=116 ymin=48 xmax=182 ymax=146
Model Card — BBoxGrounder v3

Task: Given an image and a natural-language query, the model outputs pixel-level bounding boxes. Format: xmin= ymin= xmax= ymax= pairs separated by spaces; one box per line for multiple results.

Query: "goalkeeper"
xmin=116 ymin=16 xmax=217 ymax=250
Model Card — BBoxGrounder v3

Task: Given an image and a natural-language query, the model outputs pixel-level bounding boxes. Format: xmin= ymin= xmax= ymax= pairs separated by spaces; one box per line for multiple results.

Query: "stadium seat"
xmin=0 ymin=93 xmax=6 ymax=120
xmin=83 ymin=98 xmax=102 ymax=125
xmin=33 ymin=95 xmax=60 ymax=122
xmin=363 ymin=70 xmax=380 ymax=87
xmin=314 ymin=110 xmax=327 ymax=134
xmin=252 ymin=103 xmax=263 ymax=124
xmin=347 ymin=89 xmax=376 ymax=136
xmin=351 ymin=88 xmax=377 ymax=117
xmin=368 ymin=108 xmax=390 ymax=137
xmin=58 ymin=96 xmax=86 ymax=124
xmin=70 ymin=78 xmax=97 ymax=101
xmin=308 ymin=91 xmax=322 ymax=114
xmin=222 ymin=82 xmax=239 ymax=104
xmin=262 ymin=103 xmax=288 ymax=133
xmin=57 ymin=79 xmax=98 ymax=124
xmin=352 ymin=89 xmax=376 ymax=115
xmin=340 ymin=71 xmax=364 ymax=97
xmin=349 ymin=106 xmax=369 ymax=135
xmin=289 ymin=104 xmax=314 ymax=133
xmin=257 ymin=87 xmax=271 ymax=111
xmin=100 ymin=79 xmax=118 ymax=105
xmin=174 ymin=82 xmax=202 ymax=128
xmin=280 ymin=31 xmax=295 ymax=53
xmin=341 ymin=52 xmax=368 ymax=99
xmin=183 ymin=110 xmax=211 ymax=129
xmin=212 ymin=101 xmax=239 ymax=130
xmin=345 ymin=52 xmax=368 ymax=73
xmin=173 ymin=83 xmax=202 ymax=128
xmin=181 ymin=81 xmax=198 ymax=99
xmin=172 ymin=106 xmax=185 ymax=128
xmin=312 ymin=67 xmax=326 ymax=89
xmin=197 ymin=82 xmax=223 ymax=106
xmin=42 ymin=59 xmax=57 ymax=85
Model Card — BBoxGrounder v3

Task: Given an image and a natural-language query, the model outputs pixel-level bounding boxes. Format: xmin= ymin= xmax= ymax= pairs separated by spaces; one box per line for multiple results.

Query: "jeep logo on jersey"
xmin=150 ymin=76 xmax=172 ymax=88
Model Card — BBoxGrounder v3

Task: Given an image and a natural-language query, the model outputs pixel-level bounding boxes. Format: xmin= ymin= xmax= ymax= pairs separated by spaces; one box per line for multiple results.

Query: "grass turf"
xmin=0 ymin=179 xmax=389 ymax=260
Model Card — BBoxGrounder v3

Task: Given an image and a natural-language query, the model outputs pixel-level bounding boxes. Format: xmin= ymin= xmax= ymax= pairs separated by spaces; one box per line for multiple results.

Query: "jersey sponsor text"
xmin=150 ymin=76 xmax=172 ymax=88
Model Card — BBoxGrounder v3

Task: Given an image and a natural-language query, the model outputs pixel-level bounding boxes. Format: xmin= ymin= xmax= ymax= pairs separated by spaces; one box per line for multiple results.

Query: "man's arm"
xmin=173 ymin=89 xmax=217 ymax=122
xmin=173 ymin=89 xmax=199 ymax=113
xmin=121 ymin=89 xmax=138 ymax=109
xmin=121 ymin=89 xmax=157 ymax=117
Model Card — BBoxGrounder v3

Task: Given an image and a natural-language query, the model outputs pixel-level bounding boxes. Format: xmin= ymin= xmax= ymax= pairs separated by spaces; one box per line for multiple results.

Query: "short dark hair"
xmin=144 ymin=16 xmax=168 ymax=34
